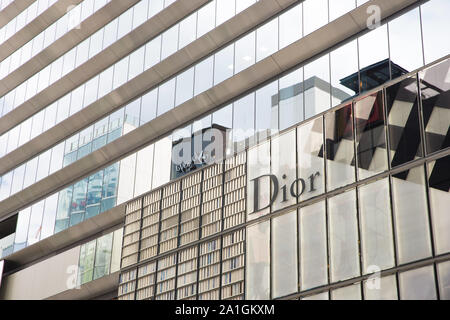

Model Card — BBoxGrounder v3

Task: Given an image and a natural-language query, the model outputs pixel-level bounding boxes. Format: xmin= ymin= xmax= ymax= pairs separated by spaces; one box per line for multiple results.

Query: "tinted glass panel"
xmin=328 ymin=190 xmax=360 ymax=282
xmin=399 ymin=266 xmax=437 ymax=300
xmin=386 ymin=77 xmax=423 ymax=167
xmin=272 ymin=210 xmax=298 ymax=298
xmin=420 ymin=59 xmax=450 ymax=154
xmin=246 ymin=221 xmax=270 ymax=300
xmin=325 ymin=104 xmax=355 ymax=190
xmin=392 ymin=166 xmax=432 ymax=264
xmin=358 ymin=178 xmax=395 ymax=273
xmin=300 ymin=201 xmax=328 ymax=290
xmin=354 ymin=91 xmax=388 ymax=179
xmin=427 ymin=155 xmax=450 ymax=255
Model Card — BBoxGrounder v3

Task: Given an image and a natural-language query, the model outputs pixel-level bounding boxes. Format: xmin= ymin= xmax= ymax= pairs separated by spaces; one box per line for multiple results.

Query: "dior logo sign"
xmin=250 ymin=171 xmax=321 ymax=213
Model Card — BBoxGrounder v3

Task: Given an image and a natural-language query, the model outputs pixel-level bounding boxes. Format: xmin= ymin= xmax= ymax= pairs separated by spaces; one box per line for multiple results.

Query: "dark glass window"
xmin=420 ymin=59 xmax=450 ymax=154
xmin=354 ymin=91 xmax=388 ymax=179
xmin=386 ymin=76 xmax=423 ymax=167
xmin=427 ymin=155 xmax=450 ymax=255
xmin=325 ymin=104 xmax=355 ymax=190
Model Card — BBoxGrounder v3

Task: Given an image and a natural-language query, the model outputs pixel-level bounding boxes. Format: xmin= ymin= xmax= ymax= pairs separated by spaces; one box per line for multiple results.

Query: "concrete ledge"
xmin=0 ymin=0 xmax=295 ymax=175
xmin=0 ymin=0 xmax=84 ymax=62
xmin=46 ymin=271 xmax=120 ymax=300
xmin=1 ymin=202 xmax=125 ymax=271
xmin=0 ymin=0 xmax=142 ymax=96
xmin=0 ymin=0 xmax=419 ymax=219
xmin=0 ymin=0 xmax=34 ymax=29
xmin=0 ymin=0 xmax=212 ymax=135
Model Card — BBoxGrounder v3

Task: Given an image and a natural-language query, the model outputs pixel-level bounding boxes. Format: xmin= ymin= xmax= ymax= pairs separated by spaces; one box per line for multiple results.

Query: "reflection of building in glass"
xmin=0 ymin=0 xmax=449 ymax=301
xmin=341 ymin=58 xmax=409 ymax=94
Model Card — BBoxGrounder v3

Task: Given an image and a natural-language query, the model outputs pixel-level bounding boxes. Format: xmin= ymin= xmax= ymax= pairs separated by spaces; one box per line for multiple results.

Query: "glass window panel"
xmin=98 ymin=66 xmax=114 ymax=98
xmin=236 ymin=0 xmax=256 ymax=13
xmin=107 ymin=109 xmax=124 ymax=143
xmin=49 ymin=142 xmax=65 ymax=175
xmin=179 ymin=13 xmax=197 ymax=49
xmin=161 ymin=24 xmax=179 ymax=60
xmin=140 ymin=88 xmax=158 ymax=125
xmin=55 ymin=186 xmax=73 ymax=233
xmin=86 ymin=170 xmax=104 ymax=219
xmin=272 ymin=210 xmax=298 ymax=298
xmin=297 ymin=118 xmax=325 ymax=201
xmin=331 ymin=283 xmax=361 ymax=300
xmin=325 ymin=104 xmax=355 ymax=190
xmin=358 ymin=25 xmax=390 ymax=92
xmin=13 ymin=207 xmax=31 ymax=252
xmin=303 ymin=0 xmax=328 ymax=35
xmin=197 ymin=1 xmax=215 ymax=38
xmin=256 ymin=19 xmax=278 ymax=62
xmin=157 ymin=78 xmax=176 ymax=116
xmin=421 ymin=0 xmax=450 ymax=64
xmin=233 ymin=93 xmax=255 ymax=151
xmin=256 ymin=80 xmax=278 ymax=137
xmin=427 ymin=155 xmax=450 ymax=255
xmin=399 ymin=266 xmax=437 ymax=300
xmin=420 ymin=59 xmax=450 ymax=155
xmin=144 ymin=32 xmax=162 ymax=68
xmin=247 ymin=141 xmax=271 ymax=221
xmin=214 ymin=44 xmax=234 ymax=85
xmin=29 ymin=110 xmax=44 ymax=141
xmin=41 ymin=193 xmax=58 ymax=240
xmin=101 ymin=163 xmax=119 ymax=212
xmin=271 ymin=129 xmax=297 ymax=211
xmin=148 ymin=0 xmax=163 ymax=18
xmin=392 ymin=165 xmax=432 ymax=264
xmin=437 ymin=261 xmax=450 ymax=300
xmin=304 ymin=54 xmax=331 ymax=119
xmin=6 ymin=126 xmax=19 ymax=154
xmin=354 ymin=91 xmax=388 ymax=179
xmin=113 ymin=57 xmax=129 ymax=89
xmin=36 ymin=149 xmax=52 ymax=181
xmin=79 ymin=240 xmax=96 ymax=284
xmin=93 ymin=233 xmax=113 ymax=280
xmin=329 ymin=0 xmax=356 ymax=21
xmin=386 ymin=76 xmax=423 ymax=167
xmin=300 ymin=201 xmax=328 ymax=290
xmin=364 ymin=275 xmax=398 ymax=300
xmin=128 ymin=46 xmax=145 ymax=80
xmin=246 ymin=221 xmax=270 ymax=300
xmin=235 ymin=32 xmax=255 ymax=74
xmin=18 ymin=118 xmax=32 ymax=147
xmin=279 ymin=3 xmax=302 ymax=49
xmin=56 ymin=94 xmax=71 ymax=124
xmin=328 ymin=190 xmax=360 ymax=282
xmin=358 ymin=178 xmax=395 ymax=273
xmin=70 ymin=178 xmax=88 ymax=226
xmin=10 ymin=165 xmax=25 ymax=195
xmin=43 ymin=102 xmax=57 ymax=132
xmin=124 ymin=99 xmax=141 ymax=131
xmin=82 ymin=77 xmax=98 ymax=108
xmin=117 ymin=7 xmax=133 ymax=39
xmin=216 ymin=0 xmax=235 ymax=26
xmin=388 ymin=8 xmax=423 ymax=75
xmin=279 ymin=68 xmax=303 ymax=130
xmin=175 ymin=67 xmax=194 ymax=106
xmin=194 ymin=56 xmax=214 ymax=95
xmin=330 ymin=40 xmax=359 ymax=106
xmin=27 ymin=200 xmax=44 ymax=245
xmin=152 ymin=137 xmax=172 ymax=188
xmin=23 ymin=157 xmax=38 ymax=189
xmin=134 ymin=144 xmax=154 ymax=197
xmin=117 ymin=154 xmax=136 ymax=205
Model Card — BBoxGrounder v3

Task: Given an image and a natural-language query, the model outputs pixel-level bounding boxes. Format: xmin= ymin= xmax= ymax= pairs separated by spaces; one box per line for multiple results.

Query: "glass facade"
xmin=0 ymin=0 xmax=449 ymax=301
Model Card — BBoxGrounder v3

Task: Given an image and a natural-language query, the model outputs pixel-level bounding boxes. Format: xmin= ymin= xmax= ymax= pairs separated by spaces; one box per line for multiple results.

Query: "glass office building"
xmin=0 ymin=0 xmax=448 ymax=300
